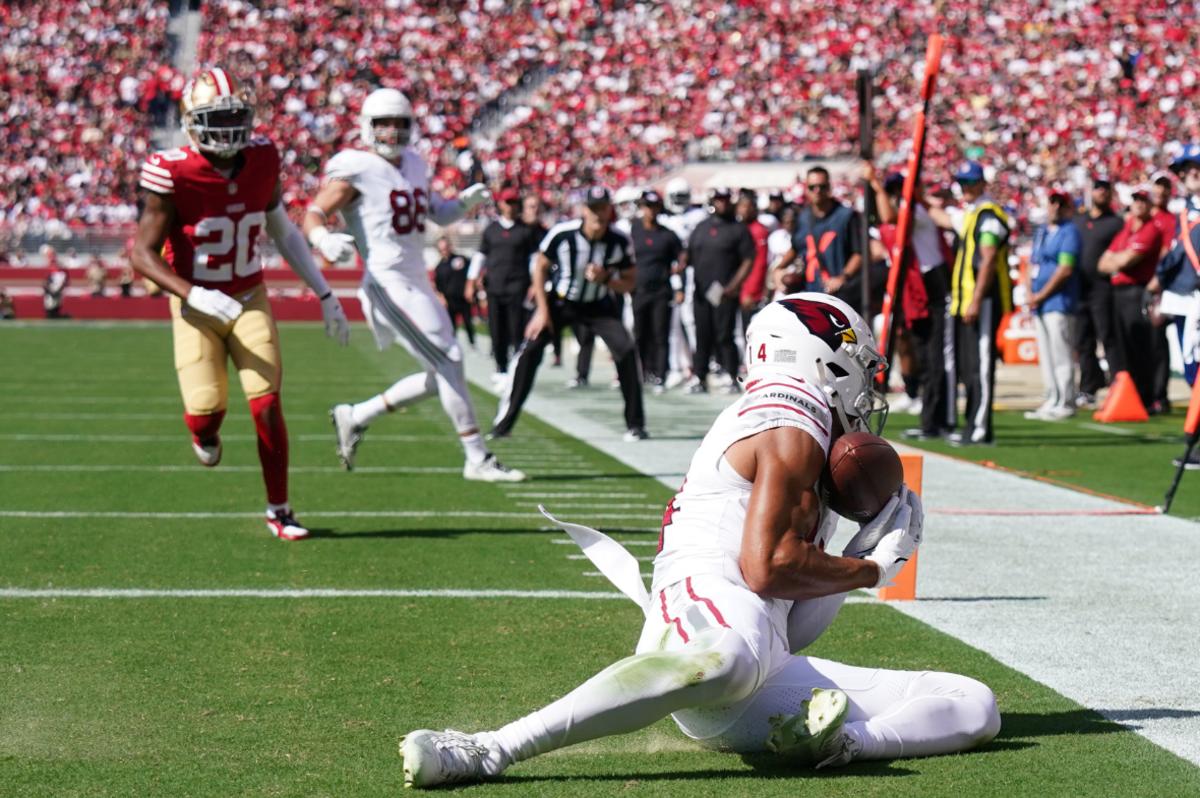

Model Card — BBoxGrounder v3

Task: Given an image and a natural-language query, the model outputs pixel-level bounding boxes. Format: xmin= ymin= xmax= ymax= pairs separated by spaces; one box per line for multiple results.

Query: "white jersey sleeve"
xmin=651 ymin=370 xmax=833 ymax=594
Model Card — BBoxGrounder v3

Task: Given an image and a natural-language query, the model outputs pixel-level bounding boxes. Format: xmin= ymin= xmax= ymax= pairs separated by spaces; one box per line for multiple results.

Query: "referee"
xmin=491 ymin=187 xmax=647 ymax=440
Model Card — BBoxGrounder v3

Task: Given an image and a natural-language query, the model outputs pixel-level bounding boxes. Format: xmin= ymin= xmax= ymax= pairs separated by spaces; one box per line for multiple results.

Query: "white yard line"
xmin=0 ymin=464 xmax=460 ymax=474
xmin=0 ymin=510 xmax=661 ymax=520
xmin=0 ymin=587 xmax=627 ymax=600
xmin=550 ymin=538 xmax=658 ymax=546
xmin=503 ymin=492 xmax=647 ymax=499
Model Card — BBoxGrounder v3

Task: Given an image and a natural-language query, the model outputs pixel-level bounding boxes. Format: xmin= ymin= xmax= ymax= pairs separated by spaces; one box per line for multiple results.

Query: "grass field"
xmin=2 ymin=323 xmax=1199 ymax=797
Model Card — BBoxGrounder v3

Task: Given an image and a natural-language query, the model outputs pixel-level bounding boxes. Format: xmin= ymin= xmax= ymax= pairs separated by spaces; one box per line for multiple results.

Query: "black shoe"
xmin=623 ymin=427 xmax=650 ymax=442
xmin=902 ymin=428 xmax=943 ymax=441
xmin=1148 ymin=401 xmax=1171 ymax=416
xmin=1173 ymin=451 xmax=1200 ymax=470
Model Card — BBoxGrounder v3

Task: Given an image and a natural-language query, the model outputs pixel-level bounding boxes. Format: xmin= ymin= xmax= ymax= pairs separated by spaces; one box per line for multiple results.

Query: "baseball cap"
xmin=584 ymin=186 xmax=612 ymax=208
xmin=638 ymin=189 xmax=663 ymax=207
xmin=1170 ymin=143 xmax=1200 ymax=174
xmin=708 ymin=186 xmax=732 ymax=201
xmin=953 ymin=161 xmax=985 ymax=183
xmin=496 ymin=187 xmax=520 ymax=203
xmin=1047 ymin=188 xmax=1073 ymax=205
xmin=883 ymin=172 xmax=906 ymax=195
xmin=1130 ymin=185 xmax=1153 ymax=201
xmin=768 ymin=189 xmax=785 ymax=201
xmin=1091 ymin=174 xmax=1113 ymax=189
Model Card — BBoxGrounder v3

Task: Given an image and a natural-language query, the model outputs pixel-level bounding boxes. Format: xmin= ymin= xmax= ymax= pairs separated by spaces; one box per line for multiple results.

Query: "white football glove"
xmin=841 ymin=487 xmax=924 ymax=588
xmin=459 ymin=183 xmax=491 ymax=212
xmin=841 ymin=488 xmax=907 ymax=559
xmin=320 ymin=292 xmax=351 ymax=346
xmin=186 ymin=286 xmax=243 ymax=324
xmin=313 ymin=230 xmax=356 ymax=264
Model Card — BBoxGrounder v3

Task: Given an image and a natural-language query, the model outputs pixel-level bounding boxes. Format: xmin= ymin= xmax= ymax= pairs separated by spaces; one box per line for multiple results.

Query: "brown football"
xmin=822 ymin=432 xmax=904 ymax=522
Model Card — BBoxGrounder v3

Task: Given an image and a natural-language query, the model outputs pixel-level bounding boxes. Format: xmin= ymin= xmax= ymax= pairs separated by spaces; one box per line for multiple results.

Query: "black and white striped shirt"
xmin=539 ymin=220 xmax=635 ymax=304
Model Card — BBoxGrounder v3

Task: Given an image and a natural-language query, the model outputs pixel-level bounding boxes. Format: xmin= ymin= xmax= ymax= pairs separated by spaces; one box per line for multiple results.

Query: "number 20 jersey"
xmin=322 ymin=147 xmax=431 ymax=281
xmin=138 ymin=139 xmax=280 ymax=295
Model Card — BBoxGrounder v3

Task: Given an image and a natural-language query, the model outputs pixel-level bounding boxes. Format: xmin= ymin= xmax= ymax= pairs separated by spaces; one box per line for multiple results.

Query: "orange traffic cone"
xmin=1092 ymin=371 xmax=1149 ymax=423
xmin=879 ymin=454 xmax=923 ymax=601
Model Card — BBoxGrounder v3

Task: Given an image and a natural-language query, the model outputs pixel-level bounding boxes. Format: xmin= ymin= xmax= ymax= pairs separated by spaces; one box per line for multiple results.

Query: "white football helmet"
xmin=360 ymin=88 xmax=414 ymax=160
xmin=744 ymin=293 xmax=888 ymax=433
xmin=666 ymin=177 xmax=692 ymax=212
xmin=613 ymin=185 xmax=641 ymax=220
xmin=180 ymin=68 xmax=255 ymax=159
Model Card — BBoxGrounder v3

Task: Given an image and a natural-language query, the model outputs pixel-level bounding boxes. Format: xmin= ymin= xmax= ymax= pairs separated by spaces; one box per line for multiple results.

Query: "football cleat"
xmin=400 ymin=729 xmax=494 ymax=789
xmin=191 ymin=436 xmax=222 ymax=468
xmin=623 ymin=427 xmax=650 ymax=442
xmin=765 ymin=688 xmax=854 ymax=768
xmin=265 ymin=508 xmax=309 ymax=541
xmin=330 ymin=403 xmax=364 ymax=471
xmin=463 ymin=454 xmax=527 ymax=482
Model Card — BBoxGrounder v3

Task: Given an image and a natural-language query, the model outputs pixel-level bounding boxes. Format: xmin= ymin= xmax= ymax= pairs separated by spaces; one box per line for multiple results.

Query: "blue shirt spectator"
xmin=1030 ymin=212 xmax=1081 ymax=315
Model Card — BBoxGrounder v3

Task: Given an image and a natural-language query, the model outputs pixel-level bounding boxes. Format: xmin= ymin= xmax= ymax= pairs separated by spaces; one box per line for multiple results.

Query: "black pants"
xmin=446 ymin=299 xmax=475 ymax=345
xmin=1111 ymin=284 xmax=1155 ymax=406
xmin=487 ymin=295 xmax=528 ymax=373
xmin=633 ymin=289 xmax=672 ymax=382
xmin=692 ymin=294 xmax=740 ymax=381
xmin=1075 ymin=274 xmax=1114 ymax=395
xmin=574 ymin=323 xmax=595 ymax=381
xmin=910 ymin=265 xmax=953 ymax=433
xmin=952 ymin=297 xmax=1000 ymax=443
xmin=1152 ymin=319 xmax=1172 ymax=406
xmin=492 ymin=298 xmax=645 ymax=436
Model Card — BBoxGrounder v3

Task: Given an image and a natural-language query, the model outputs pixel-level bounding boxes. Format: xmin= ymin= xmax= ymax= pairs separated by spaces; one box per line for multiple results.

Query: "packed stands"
xmin=0 ymin=2 xmax=177 ymax=236
xmin=2 ymin=0 xmax=1199 ymax=234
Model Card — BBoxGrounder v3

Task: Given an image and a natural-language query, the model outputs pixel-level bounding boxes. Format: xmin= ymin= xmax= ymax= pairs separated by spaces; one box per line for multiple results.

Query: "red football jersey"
xmin=139 ymin=139 xmax=280 ymax=294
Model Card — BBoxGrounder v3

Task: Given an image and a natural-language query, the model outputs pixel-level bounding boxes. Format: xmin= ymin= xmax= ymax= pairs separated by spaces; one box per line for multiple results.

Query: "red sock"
xmin=248 ymin=393 xmax=288 ymax=506
xmin=184 ymin=410 xmax=225 ymax=444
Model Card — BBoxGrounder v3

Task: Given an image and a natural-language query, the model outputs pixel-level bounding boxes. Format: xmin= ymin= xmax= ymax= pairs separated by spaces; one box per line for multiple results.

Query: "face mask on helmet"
xmin=184 ymin=101 xmax=254 ymax=159
xmin=367 ymin=116 xmax=412 ymax=158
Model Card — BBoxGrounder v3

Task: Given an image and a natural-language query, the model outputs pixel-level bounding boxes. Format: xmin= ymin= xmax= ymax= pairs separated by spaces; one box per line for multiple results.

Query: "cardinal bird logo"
xmin=778 ymin=298 xmax=857 ymax=349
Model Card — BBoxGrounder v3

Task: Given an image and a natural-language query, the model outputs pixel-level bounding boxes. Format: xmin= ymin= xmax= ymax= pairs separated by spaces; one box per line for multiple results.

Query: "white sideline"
xmin=0 ymin=464 xmax=462 ymax=474
xmin=0 ymin=510 xmax=661 ymax=520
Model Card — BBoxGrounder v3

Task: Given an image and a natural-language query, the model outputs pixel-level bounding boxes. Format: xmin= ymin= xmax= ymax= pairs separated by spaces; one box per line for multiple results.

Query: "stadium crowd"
xmin=0 ymin=1 xmax=177 ymax=235
xmin=3 ymin=1 xmax=1200 ymax=234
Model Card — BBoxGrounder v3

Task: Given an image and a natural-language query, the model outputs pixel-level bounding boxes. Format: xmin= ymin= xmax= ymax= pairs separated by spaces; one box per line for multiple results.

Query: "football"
xmin=822 ymin=432 xmax=904 ymax=522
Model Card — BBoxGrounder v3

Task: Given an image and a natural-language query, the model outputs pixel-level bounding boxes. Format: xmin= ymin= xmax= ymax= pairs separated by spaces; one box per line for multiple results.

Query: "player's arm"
xmin=265 ymin=182 xmax=350 ymax=344
xmin=302 ymin=179 xmax=358 ymax=263
xmin=427 ymin=183 xmax=491 ymax=226
xmin=731 ymin=427 xmax=882 ymax=600
xmin=524 ymin=252 xmax=553 ymax=339
xmin=131 ymin=191 xmax=243 ymax=323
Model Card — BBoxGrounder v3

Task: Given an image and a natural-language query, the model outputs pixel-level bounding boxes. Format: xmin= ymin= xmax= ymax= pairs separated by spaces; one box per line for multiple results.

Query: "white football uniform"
xmin=323 ymin=147 xmax=483 ymax=440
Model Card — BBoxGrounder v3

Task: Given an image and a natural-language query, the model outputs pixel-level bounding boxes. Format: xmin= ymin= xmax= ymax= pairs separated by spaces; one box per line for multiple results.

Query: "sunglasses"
xmin=806 ymin=183 xmax=830 ymax=191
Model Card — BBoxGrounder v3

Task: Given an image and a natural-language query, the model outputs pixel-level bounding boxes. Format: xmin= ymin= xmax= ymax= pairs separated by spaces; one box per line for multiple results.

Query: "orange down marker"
xmin=879 ymin=453 xmax=922 ymax=601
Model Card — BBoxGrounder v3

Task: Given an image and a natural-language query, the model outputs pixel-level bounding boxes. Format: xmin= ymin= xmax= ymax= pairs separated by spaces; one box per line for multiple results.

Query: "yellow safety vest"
xmin=950 ymin=201 xmax=1013 ymax=317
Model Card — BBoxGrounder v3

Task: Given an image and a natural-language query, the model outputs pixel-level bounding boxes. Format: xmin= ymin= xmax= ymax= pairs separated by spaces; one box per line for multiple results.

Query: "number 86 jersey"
xmin=139 ymin=139 xmax=280 ymax=294
xmin=322 ymin=147 xmax=433 ymax=280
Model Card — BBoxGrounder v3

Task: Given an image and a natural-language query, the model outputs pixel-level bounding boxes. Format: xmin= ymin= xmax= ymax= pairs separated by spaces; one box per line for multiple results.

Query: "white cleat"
xmin=265 ymin=508 xmax=309 ymax=541
xmin=330 ymin=404 xmax=364 ymax=471
xmin=765 ymin=687 xmax=857 ymax=768
xmin=463 ymin=454 xmax=527 ymax=482
xmin=191 ymin=436 xmax=222 ymax=468
xmin=400 ymin=729 xmax=493 ymax=789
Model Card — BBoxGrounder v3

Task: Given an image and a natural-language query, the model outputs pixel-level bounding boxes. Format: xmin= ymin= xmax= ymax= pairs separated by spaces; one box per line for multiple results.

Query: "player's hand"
xmin=964 ymin=299 xmax=980 ymax=325
xmin=320 ymin=292 xmax=351 ymax=346
xmin=524 ymin=308 xmax=551 ymax=341
xmin=825 ymin=275 xmax=845 ymax=294
xmin=186 ymin=286 xmax=243 ymax=324
xmin=460 ymin=183 xmax=491 ymax=212
xmin=841 ymin=487 xmax=908 ymax=558
xmin=316 ymin=232 xmax=356 ymax=264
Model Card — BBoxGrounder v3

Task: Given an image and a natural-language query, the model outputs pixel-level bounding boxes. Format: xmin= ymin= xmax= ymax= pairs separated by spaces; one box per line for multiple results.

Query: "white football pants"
xmin=487 ymin=575 xmax=999 ymax=769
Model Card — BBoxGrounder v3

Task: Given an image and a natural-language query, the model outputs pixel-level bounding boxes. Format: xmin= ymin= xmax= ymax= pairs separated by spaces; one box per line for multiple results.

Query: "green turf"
xmin=1 ymin=323 xmax=1198 ymax=797
xmin=886 ymin=404 xmax=1199 ymax=516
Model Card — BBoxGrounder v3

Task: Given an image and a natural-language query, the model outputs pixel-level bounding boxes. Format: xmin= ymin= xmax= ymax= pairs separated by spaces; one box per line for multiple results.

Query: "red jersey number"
xmin=390 ymin=188 xmax=428 ymax=235
xmin=192 ymin=212 xmax=267 ymax=282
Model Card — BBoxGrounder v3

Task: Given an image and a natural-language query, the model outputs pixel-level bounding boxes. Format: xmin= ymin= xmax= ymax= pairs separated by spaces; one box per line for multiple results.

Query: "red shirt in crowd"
xmin=1152 ymin=208 xmax=1176 ymax=256
xmin=1107 ymin=218 xmax=1164 ymax=287
xmin=739 ymin=219 xmax=771 ymax=305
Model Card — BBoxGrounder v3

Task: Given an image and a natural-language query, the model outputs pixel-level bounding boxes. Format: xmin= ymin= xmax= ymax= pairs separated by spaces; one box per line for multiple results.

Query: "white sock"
xmin=460 ymin=433 xmax=488 ymax=465
xmin=351 ymin=373 xmax=435 ymax=427
xmin=266 ymin=502 xmax=290 ymax=517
